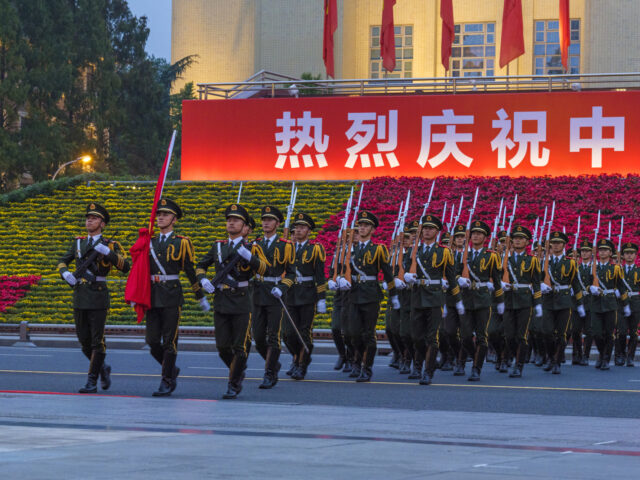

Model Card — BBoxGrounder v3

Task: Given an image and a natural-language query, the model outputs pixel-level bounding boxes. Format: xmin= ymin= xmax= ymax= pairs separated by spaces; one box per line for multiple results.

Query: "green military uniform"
xmin=196 ymin=204 xmax=268 ymax=399
xmin=571 ymin=240 xmax=594 ymax=366
xmin=146 ymin=198 xmax=204 ymax=396
xmin=457 ymin=220 xmax=504 ymax=381
xmin=618 ymin=242 xmax=640 ymax=367
xmin=251 ymin=206 xmax=295 ymax=389
xmin=443 ymin=225 xmax=466 ymax=376
xmin=386 ymin=239 xmax=406 ymax=370
xmin=341 ymin=210 xmax=396 ymax=383
xmin=540 ymin=231 xmax=584 ymax=374
xmin=58 ymin=203 xmax=130 ymax=393
xmin=488 ymin=230 xmax=509 ymax=372
xmin=503 ymin=225 xmax=542 ymax=378
xmin=591 ymin=239 xmax=630 ymax=370
xmin=406 ymin=214 xmax=461 ymax=385
xmin=284 ymin=213 xmax=327 ymax=380
xmin=399 ymin=221 xmax=419 ymax=375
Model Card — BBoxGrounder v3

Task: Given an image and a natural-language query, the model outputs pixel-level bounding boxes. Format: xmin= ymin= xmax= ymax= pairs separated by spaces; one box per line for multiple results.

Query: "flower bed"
xmin=0 ymin=276 xmax=41 ymax=313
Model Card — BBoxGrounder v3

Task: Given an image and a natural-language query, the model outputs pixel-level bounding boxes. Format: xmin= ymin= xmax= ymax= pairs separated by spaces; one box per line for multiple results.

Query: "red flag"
xmin=124 ymin=130 xmax=176 ymax=322
xmin=559 ymin=0 xmax=570 ymax=71
xmin=323 ymin=0 xmax=338 ymax=78
xmin=440 ymin=0 xmax=454 ymax=71
xmin=380 ymin=0 xmax=396 ymax=73
xmin=499 ymin=0 xmax=525 ymax=68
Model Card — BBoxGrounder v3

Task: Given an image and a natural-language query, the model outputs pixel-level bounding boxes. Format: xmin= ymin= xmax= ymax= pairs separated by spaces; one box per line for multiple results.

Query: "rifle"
xmin=542 ymin=201 xmax=556 ymax=287
xmin=410 ymin=179 xmax=436 ymax=275
xmin=490 ymin=198 xmax=504 ymax=250
xmin=592 ymin=210 xmax=601 ymax=288
xmin=573 ymin=216 xmax=581 ymax=261
xmin=501 ymin=195 xmax=518 ymax=284
xmin=461 ymin=187 xmax=480 ymax=280
xmin=389 ymin=200 xmax=405 ymax=274
xmin=282 ymin=182 xmax=298 ymax=240
xmin=394 ymin=191 xmax=411 ymax=281
xmin=210 ymin=253 xmax=242 ymax=289
xmin=343 ymin=183 xmax=365 ymax=284
xmin=617 ymin=217 xmax=624 ymax=265
xmin=531 ymin=217 xmax=540 ymax=256
xmin=536 ymin=206 xmax=548 ymax=261
xmin=236 ymin=182 xmax=243 ymax=203
xmin=331 ymin=187 xmax=354 ymax=282
xmin=453 ymin=195 xmax=464 ymax=229
xmin=437 ymin=201 xmax=447 ymax=243
xmin=73 ymin=231 xmax=119 ymax=282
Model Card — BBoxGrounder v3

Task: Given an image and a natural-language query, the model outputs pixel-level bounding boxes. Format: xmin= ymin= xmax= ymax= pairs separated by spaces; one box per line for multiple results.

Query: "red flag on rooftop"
xmin=499 ymin=0 xmax=525 ymax=68
xmin=124 ymin=130 xmax=176 ymax=322
xmin=380 ymin=0 xmax=396 ymax=73
xmin=441 ymin=0 xmax=455 ymax=71
xmin=323 ymin=0 xmax=338 ymax=78
xmin=559 ymin=0 xmax=570 ymax=71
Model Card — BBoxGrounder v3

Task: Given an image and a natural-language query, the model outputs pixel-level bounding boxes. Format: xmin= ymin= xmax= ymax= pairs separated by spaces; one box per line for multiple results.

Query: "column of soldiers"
xmin=59 ymin=199 xmax=640 ymax=398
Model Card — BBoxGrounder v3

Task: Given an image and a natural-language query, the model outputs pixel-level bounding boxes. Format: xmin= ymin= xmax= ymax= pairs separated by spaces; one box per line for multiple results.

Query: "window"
xmin=370 ymin=25 xmax=413 ymax=79
xmin=450 ymin=23 xmax=495 ymax=78
xmin=533 ymin=19 xmax=580 ymax=75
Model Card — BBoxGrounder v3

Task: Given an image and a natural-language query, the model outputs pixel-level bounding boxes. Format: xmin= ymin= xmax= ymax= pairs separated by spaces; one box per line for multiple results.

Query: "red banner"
xmin=182 ymin=90 xmax=639 ymax=180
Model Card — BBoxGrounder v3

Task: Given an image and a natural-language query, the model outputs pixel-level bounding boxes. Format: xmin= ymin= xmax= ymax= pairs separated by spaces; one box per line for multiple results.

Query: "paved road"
xmin=2 ymin=345 xmax=640 ymax=478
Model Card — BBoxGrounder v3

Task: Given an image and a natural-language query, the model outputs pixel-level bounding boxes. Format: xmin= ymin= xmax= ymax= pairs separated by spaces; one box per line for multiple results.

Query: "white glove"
xmin=541 ymin=283 xmax=553 ymax=294
xmin=391 ymin=295 xmax=401 ymax=310
xmin=382 ymin=281 xmax=388 ymax=290
xmin=328 ymin=279 xmax=338 ymax=291
xmin=271 ymin=287 xmax=282 ymax=298
xmin=497 ymin=303 xmax=505 ymax=315
xmin=443 ymin=305 xmax=448 ymax=317
xmin=457 ymin=277 xmax=471 ymax=289
xmin=487 ymin=282 xmax=495 ymax=293
xmin=337 ymin=277 xmax=351 ymax=290
xmin=237 ymin=245 xmax=252 ymax=261
xmin=535 ymin=304 xmax=543 ymax=318
xmin=501 ymin=281 xmax=512 ymax=291
xmin=394 ymin=278 xmax=406 ymax=290
xmin=404 ymin=272 xmax=417 ymax=284
xmin=442 ymin=279 xmax=449 ymax=289
xmin=615 ymin=289 xmax=621 ymax=299
xmin=624 ymin=305 xmax=632 ymax=317
xmin=200 ymin=278 xmax=215 ymax=294
xmin=456 ymin=300 xmax=465 ymax=315
xmin=93 ymin=242 xmax=110 ymax=256
xmin=577 ymin=305 xmax=586 ymax=318
xmin=199 ymin=297 xmax=211 ymax=312
xmin=62 ymin=271 xmax=77 ymax=286
xmin=317 ymin=299 xmax=327 ymax=313
xmin=589 ymin=285 xmax=602 ymax=295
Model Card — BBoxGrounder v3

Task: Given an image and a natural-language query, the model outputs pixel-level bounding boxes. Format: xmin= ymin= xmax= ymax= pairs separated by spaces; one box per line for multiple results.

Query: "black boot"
xmin=356 ymin=366 xmax=372 ymax=382
xmin=259 ymin=348 xmax=281 ymax=389
xmin=389 ymin=351 xmax=400 ymax=369
xmin=349 ymin=363 xmax=361 ymax=378
xmin=419 ymin=369 xmax=432 ymax=385
xmin=334 ymin=355 xmax=346 ymax=370
xmin=153 ymin=351 xmax=177 ymax=397
xmin=79 ymin=351 xmax=103 ymax=393
xmin=399 ymin=357 xmax=411 ymax=374
xmin=468 ymin=345 xmax=486 ymax=381
xmin=99 ymin=361 xmax=111 ymax=391
xmin=509 ymin=363 xmax=523 ymax=378
xmin=421 ymin=346 xmax=438 ymax=384
xmin=468 ymin=367 xmax=480 ymax=381
xmin=171 ymin=366 xmax=180 ymax=393
xmin=223 ymin=356 xmax=246 ymax=399
xmin=454 ymin=348 xmax=466 ymax=377
xmin=627 ymin=353 xmax=635 ymax=367
xmin=595 ymin=354 xmax=603 ymax=369
xmin=332 ymin=329 xmax=346 ymax=370
xmin=408 ymin=359 xmax=423 ymax=379
xmin=286 ymin=356 xmax=298 ymax=376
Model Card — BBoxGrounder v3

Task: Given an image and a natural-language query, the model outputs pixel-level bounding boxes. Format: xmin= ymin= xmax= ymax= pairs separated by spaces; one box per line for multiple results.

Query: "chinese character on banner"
xmin=416 ymin=109 xmax=474 ymax=168
xmin=275 ymin=111 xmax=329 ymax=169
xmin=491 ymin=109 xmax=550 ymax=169
xmin=570 ymin=106 xmax=624 ymax=168
xmin=344 ymin=110 xmax=399 ymax=168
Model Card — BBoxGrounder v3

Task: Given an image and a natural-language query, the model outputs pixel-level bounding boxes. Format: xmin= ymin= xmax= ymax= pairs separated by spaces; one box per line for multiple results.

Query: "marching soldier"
xmin=539 ymin=231 xmax=585 ymax=374
xmin=589 ymin=239 xmax=631 ymax=370
xmin=145 ymin=198 xmax=208 ymax=396
xmin=197 ymin=204 xmax=268 ymax=399
xmin=571 ymin=240 xmax=594 ymax=366
xmin=251 ymin=206 xmax=295 ymax=389
xmin=285 ymin=213 xmax=327 ymax=380
xmin=456 ymin=220 xmax=504 ymax=381
xmin=399 ymin=222 xmax=418 ymax=375
xmin=444 ymin=224 xmax=466 ymax=376
xmin=339 ymin=211 xmax=399 ymax=382
xmin=403 ymin=214 xmax=463 ymax=385
xmin=502 ymin=225 xmax=542 ymax=378
xmin=618 ymin=242 xmax=640 ymax=367
xmin=58 ymin=203 xmax=130 ymax=393
xmin=386 ymin=228 xmax=409 ymax=369
xmin=489 ymin=231 xmax=509 ymax=372
xmin=328 ymin=276 xmax=347 ymax=370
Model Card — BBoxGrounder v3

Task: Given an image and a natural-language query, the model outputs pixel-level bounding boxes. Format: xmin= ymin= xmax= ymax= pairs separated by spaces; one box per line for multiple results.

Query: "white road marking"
xmin=594 ymin=440 xmax=616 ymax=445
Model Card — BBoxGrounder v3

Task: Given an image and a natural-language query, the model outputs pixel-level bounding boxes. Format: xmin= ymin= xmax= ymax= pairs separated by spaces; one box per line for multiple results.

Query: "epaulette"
xmin=255 ymin=237 xmax=263 ymax=243
xmin=76 ymin=236 xmax=86 ymax=240
xmin=216 ymin=239 xmax=226 ymax=243
xmin=280 ymin=238 xmax=292 ymax=243
xmin=176 ymin=234 xmax=187 ymax=239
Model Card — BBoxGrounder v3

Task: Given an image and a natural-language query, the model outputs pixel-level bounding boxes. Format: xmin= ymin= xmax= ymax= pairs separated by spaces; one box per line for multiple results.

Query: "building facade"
xmin=171 ymin=0 xmax=640 ymax=91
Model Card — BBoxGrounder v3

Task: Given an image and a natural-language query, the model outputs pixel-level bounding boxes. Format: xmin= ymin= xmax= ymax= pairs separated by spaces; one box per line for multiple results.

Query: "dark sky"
xmin=128 ymin=0 xmax=172 ymax=61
